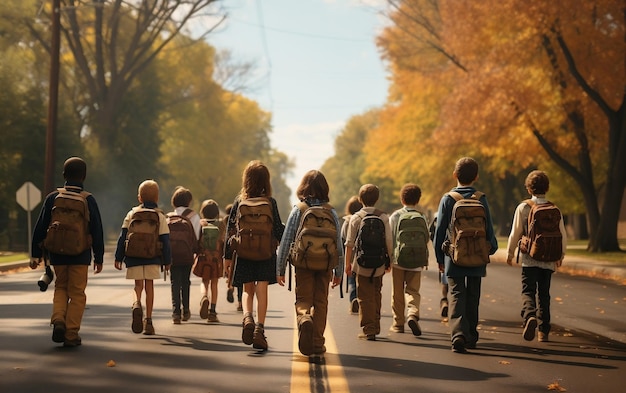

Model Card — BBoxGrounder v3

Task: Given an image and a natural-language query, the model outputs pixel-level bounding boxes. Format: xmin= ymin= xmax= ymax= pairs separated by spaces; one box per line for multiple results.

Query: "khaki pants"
xmin=51 ymin=265 xmax=89 ymax=340
xmin=295 ymin=268 xmax=332 ymax=351
xmin=356 ymin=274 xmax=383 ymax=336
xmin=391 ymin=268 xmax=421 ymax=327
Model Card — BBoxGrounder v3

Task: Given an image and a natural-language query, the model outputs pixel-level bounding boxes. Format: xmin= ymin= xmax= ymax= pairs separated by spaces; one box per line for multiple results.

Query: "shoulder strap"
xmin=182 ymin=208 xmax=194 ymax=219
xmin=523 ymin=199 xmax=535 ymax=208
xmin=448 ymin=191 xmax=463 ymax=201
xmin=472 ymin=191 xmax=484 ymax=200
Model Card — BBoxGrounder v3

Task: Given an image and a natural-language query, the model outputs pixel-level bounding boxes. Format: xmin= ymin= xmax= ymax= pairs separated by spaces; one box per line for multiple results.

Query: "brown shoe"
xmin=538 ymin=331 xmax=549 ymax=342
xmin=253 ymin=325 xmax=268 ymax=351
xmin=207 ymin=311 xmax=220 ymax=323
xmin=143 ymin=318 xmax=155 ymax=335
xmin=131 ymin=301 xmax=143 ymax=334
xmin=63 ymin=336 xmax=82 ymax=347
xmin=52 ymin=321 xmax=66 ymax=343
xmin=298 ymin=315 xmax=314 ymax=356
xmin=200 ymin=296 xmax=209 ymax=319
xmin=242 ymin=314 xmax=255 ymax=345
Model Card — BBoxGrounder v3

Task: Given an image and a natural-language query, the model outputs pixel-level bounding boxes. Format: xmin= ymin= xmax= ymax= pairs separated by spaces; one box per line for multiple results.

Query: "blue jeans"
xmin=521 ymin=266 xmax=553 ymax=334
xmin=171 ymin=264 xmax=192 ymax=316
xmin=448 ymin=275 xmax=481 ymax=344
xmin=347 ymin=272 xmax=357 ymax=302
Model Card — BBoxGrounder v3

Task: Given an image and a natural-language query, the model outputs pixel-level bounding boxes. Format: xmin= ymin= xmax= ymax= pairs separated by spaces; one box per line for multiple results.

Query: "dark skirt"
xmin=232 ymin=255 xmax=277 ymax=286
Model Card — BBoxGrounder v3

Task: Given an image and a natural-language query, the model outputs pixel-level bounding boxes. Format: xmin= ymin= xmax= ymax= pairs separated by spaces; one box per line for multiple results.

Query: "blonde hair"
xmin=138 ymin=180 xmax=159 ymax=203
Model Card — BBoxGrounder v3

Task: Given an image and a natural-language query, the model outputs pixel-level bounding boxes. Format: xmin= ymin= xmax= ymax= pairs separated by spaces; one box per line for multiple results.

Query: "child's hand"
xmin=506 ymin=257 xmax=513 ymax=266
xmin=164 ymin=264 xmax=171 ymax=272
xmin=29 ymin=258 xmax=41 ymax=269
xmin=94 ymin=263 xmax=103 ymax=274
xmin=114 ymin=261 xmax=123 ymax=270
xmin=331 ymin=275 xmax=341 ymax=288
xmin=277 ymin=275 xmax=285 ymax=286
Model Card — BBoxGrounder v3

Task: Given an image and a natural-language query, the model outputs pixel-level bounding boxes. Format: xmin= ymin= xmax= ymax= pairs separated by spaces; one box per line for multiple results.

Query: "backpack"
xmin=193 ymin=219 xmax=224 ymax=279
xmin=43 ymin=188 xmax=92 ymax=256
xmin=444 ymin=191 xmax=490 ymax=267
xmin=394 ymin=209 xmax=429 ymax=269
xmin=166 ymin=209 xmax=198 ymax=265
xmin=233 ymin=197 xmax=276 ymax=261
xmin=355 ymin=210 xmax=390 ymax=270
xmin=199 ymin=218 xmax=221 ymax=252
xmin=289 ymin=202 xmax=338 ymax=271
xmin=519 ymin=200 xmax=563 ymax=262
xmin=124 ymin=208 xmax=162 ymax=259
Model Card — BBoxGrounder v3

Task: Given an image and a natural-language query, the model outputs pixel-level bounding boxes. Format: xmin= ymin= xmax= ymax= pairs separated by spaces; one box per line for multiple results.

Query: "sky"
xmin=208 ymin=0 xmax=389 ymax=202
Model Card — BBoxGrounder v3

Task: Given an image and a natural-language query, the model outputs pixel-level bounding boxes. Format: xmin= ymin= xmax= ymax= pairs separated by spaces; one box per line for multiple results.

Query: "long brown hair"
xmin=296 ymin=170 xmax=330 ymax=202
xmin=240 ymin=160 xmax=272 ymax=199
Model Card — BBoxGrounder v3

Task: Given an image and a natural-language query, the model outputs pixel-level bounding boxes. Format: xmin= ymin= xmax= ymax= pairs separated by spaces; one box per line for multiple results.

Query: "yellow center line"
xmin=290 ymin=316 xmax=350 ymax=393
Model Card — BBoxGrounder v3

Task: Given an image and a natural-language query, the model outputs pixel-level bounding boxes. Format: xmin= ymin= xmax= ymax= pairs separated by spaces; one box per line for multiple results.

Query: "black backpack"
xmin=355 ymin=209 xmax=390 ymax=270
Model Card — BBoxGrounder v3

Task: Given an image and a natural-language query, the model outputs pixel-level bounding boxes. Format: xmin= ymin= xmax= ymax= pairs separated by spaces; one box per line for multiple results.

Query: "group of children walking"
xmin=30 ymin=156 xmax=566 ymax=359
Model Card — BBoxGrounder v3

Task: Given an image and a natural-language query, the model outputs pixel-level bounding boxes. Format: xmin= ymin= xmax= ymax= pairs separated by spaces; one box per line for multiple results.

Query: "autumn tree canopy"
xmin=355 ymin=0 xmax=624 ymax=251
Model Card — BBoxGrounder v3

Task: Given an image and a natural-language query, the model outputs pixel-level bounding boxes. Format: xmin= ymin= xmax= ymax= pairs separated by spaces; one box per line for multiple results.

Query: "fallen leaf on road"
xmin=547 ymin=381 xmax=566 ymax=391
xmin=563 ymin=332 xmax=574 ymax=337
xmin=107 ymin=360 xmax=116 ymax=367
xmin=498 ymin=360 xmax=511 ymax=365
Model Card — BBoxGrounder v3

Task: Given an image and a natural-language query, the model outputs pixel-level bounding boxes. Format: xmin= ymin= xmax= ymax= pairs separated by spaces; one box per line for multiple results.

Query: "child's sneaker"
xmin=52 ymin=321 xmax=66 ymax=343
xmin=172 ymin=313 xmax=181 ymax=325
xmin=199 ymin=296 xmax=209 ymax=319
xmin=143 ymin=318 xmax=155 ymax=335
xmin=182 ymin=310 xmax=191 ymax=322
xmin=407 ymin=316 xmax=422 ymax=337
xmin=538 ymin=331 xmax=549 ymax=342
xmin=237 ymin=302 xmax=243 ymax=312
xmin=207 ymin=311 xmax=219 ymax=323
xmin=252 ymin=324 xmax=268 ymax=351
xmin=298 ymin=315 xmax=314 ymax=356
xmin=523 ymin=317 xmax=537 ymax=341
xmin=131 ymin=301 xmax=143 ymax=334
xmin=350 ymin=298 xmax=359 ymax=314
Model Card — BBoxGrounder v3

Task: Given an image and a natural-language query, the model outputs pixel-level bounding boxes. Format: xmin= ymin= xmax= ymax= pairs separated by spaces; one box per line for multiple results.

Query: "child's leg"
xmin=134 ymin=279 xmax=144 ymax=303
xmin=209 ymin=279 xmax=219 ymax=310
xmin=255 ymin=281 xmax=269 ymax=325
xmin=242 ymin=282 xmax=255 ymax=314
xmin=536 ymin=269 xmax=553 ymax=334
xmin=145 ymin=279 xmax=154 ymax=318
xmin=405 ymin=270 xmax=422 ymax=319
xmin=201 ymin=278 xmax=209 ymax=296
xmin=390 ymin=268 xmax=406 ymax=327
xmin=311 ymin=270 xmax=331 ymax=352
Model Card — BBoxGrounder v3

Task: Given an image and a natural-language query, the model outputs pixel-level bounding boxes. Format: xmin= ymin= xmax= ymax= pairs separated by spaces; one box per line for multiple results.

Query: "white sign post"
xmin=16 ymin=182 xmax=42 ymax=257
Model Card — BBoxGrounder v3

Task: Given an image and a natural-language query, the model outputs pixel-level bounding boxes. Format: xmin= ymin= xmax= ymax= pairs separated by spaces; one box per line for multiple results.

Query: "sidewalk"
xmin=3 ymin=251 xmax=625 ymax=284
xmin=490 ymin=249 xmax=626 ymax=284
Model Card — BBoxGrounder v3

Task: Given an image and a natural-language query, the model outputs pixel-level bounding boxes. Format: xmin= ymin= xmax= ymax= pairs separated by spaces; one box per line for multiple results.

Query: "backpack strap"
xmin=448 ymin=190 xmax=484 ymax=201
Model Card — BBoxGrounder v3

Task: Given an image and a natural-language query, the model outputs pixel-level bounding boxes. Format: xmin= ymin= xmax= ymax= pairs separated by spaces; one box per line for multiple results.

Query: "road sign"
xmin=16 ymin=181 xmax=41 ymax=212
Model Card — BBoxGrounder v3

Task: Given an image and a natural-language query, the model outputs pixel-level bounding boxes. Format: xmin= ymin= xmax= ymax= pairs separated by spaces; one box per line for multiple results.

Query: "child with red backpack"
xmin=276 ymin=170 xmax=344 ymax=361
xmin=193 ymin=199 xmax=225 ymax=323
xmin=167 ymin=186 xmax=201 ymax=324
xmin=506 ymin=170 xmax=566 ymax=343
xmin=224 ymin=160 xmax=284 ymax=351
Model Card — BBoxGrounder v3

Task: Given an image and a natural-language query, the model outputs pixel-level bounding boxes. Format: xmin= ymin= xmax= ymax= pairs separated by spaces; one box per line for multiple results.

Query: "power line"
xmin=255 ymin=3 xmax=274 ymax=113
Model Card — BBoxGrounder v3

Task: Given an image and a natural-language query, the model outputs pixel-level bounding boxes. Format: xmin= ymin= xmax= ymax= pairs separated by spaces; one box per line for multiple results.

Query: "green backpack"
xmin=200 ymin=219 xmax=221 ymax=252
xmin=394 ymin=209 xmax=429 ymax=269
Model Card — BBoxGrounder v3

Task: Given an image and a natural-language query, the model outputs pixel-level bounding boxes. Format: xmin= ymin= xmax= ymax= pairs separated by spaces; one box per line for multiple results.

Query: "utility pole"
xmin=44 ymin=0 xmax=61 ymax=194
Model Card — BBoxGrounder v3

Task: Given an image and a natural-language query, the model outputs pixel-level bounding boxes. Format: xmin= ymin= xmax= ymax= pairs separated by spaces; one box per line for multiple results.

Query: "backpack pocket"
xmin=451 ymin=229 xmax=489 ymax=267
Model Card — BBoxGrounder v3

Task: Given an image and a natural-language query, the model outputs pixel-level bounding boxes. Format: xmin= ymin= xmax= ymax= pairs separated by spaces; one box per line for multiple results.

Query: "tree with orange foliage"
xmin=377 ymin=0 xmax=625 ymax=251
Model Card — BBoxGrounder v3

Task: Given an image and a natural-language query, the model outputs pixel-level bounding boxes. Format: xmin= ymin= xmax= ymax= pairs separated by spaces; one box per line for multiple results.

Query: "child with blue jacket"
xmin=434 ymin=157 xmax=498 ymax=353
xmin=276 ymin=170 xmax=344 ymax=361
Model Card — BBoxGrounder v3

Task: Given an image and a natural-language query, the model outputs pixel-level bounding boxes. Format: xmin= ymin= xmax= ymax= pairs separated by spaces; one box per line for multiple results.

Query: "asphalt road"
xmin=1 ymin=252 xmax=625 ymax=393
